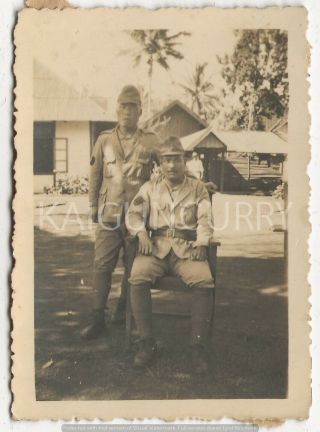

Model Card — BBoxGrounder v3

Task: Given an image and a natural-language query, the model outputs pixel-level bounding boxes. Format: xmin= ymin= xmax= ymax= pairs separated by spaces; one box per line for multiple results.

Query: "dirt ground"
xmin=34 ymin=196 xmax=288 ymax=400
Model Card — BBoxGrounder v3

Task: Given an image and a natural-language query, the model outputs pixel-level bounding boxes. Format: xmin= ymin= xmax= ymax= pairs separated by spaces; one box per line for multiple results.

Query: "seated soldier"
xmin=126 ymin=136 xmax=215 ymax=374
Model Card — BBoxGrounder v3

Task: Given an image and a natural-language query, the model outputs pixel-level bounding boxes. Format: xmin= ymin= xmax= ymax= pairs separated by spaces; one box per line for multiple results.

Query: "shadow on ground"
xmin=34 ymin=227 xmax=287 ymax=401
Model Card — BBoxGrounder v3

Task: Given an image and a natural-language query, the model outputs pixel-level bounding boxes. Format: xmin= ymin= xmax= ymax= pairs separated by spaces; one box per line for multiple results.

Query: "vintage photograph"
xmin=33 ymin=25 xmax=289 ymax=400
xmin=12 ymin=7 xmax=310 ymax=420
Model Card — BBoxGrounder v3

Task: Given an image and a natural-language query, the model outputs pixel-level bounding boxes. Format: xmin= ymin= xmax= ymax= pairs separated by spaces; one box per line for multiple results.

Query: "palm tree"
xmin=128 ymin=30 xmax=190 ymax=115
xmin=180 ymin=63 xmax=220 ymax=121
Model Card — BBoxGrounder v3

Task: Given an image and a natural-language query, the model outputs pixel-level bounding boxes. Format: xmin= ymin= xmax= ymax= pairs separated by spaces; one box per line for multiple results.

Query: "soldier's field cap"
xmin=160 ymin=136 xmax=185 ymax=156
xmin=117 ymin=85 xmax=141 ymax=105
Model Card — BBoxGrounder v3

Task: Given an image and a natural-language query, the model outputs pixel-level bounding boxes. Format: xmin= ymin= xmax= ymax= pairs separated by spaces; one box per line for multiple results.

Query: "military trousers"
xmin=129 ymin=250 xmax=215 ymax=344
xmin=91 ymin=223 xmax=129 ymax=311
xmin=94 ymin=223 xmax=128 ymax=274
xmin=129 ymin=249 xmax=215 ymax=289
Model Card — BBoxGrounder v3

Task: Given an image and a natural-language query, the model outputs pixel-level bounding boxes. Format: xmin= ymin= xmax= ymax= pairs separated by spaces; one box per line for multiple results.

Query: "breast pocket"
xmin=178 ymin=202 xmax=197 ymax=227
xmin=150 ymin=200 xmax=167 ymax=229
xmin=103 ymin=146 xmax=117 ymax=177
xmin=103 ymin=159 xmax=117 ymax=178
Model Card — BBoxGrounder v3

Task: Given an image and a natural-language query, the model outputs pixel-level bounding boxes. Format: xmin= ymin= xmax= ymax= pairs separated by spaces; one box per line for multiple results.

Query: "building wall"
xmin=56 ymin=121 xmax=90 ymax=177
xmin=34 ymin=121 xmax=91 ymax=193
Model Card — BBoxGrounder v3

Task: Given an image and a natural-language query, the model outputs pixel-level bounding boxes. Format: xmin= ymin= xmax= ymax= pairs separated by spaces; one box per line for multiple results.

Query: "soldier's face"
xmin=117 ymin=102 xmax=141 ymax=129
xmin=161 ymin=155 xmax=185 ymax=182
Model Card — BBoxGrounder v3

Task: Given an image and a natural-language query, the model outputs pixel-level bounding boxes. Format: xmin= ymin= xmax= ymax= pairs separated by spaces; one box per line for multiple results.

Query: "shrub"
xmin=272 ymin=182 xmax=285 ymax=200
xmin=44 ymin=175 xmax=89 ymax=195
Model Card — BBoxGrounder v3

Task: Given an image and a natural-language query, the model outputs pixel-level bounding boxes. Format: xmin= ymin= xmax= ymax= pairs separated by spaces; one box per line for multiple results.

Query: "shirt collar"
xmin=116 ymin=125 xmax=139 ymax=140
xmin=164 ymin=175 xmax=187 ymax=192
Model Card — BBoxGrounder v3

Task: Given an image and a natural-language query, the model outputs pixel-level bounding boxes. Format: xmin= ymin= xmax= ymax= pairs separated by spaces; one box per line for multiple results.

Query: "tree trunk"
xmin=247 ymin=92 xmax=255 ymax=130
xmin=147 ymin=58 xmax=153 ymax=117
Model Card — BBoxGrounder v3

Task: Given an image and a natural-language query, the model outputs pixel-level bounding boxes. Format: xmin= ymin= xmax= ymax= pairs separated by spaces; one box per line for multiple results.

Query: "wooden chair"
xmin=124 ymin=235 xmax=220 ymax=348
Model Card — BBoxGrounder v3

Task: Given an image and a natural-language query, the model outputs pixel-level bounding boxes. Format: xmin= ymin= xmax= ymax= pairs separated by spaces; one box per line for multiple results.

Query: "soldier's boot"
xmin=112 ymin=297 xmax=127 ymax=324
xmin=130 ymin=283 xmax=155 ymax=367
xmin=80 ymin=309 xmax=106 ymax=340
xmin=80 ymin=271 xmax=111 ymax=340
xmin=134 ymin=337 xmax=157 ymax=368
xmin=191 ymin=287 xmax=214 ymax=375
xmin=112 ymin=271 xmax=128 ymax=324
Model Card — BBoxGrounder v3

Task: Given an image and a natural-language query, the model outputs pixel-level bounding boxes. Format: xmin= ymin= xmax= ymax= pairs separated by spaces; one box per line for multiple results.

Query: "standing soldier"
xmin=81 ymin=85 xmax=160 ymax=339
xmin=186 ymin=151 xmax=204 ymax=179
xmin=126 ymin=136 xmax=215 ymax=373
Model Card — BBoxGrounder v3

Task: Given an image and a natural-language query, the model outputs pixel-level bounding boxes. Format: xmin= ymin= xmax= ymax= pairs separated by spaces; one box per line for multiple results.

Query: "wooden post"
xmin=247 ymin=154 xmax=251 ymax=182
xmin=209 ymin=149 xmax=215 ymax=183
xmin=220 ymin=151 xmax=225 ymax=192
xmin=205 ymin=149 xmax=210 ymax=182
xmin=203 ymin=149 xmax=209 ymax=182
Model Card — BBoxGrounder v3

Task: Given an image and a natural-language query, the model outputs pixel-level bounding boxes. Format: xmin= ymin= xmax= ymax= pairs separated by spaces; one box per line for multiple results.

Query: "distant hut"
xmin=143 ymin=100 xmax=228 ymax=188
xmin=180 ymin=127 xmax=227 ymax=190
xmin=143 ymin=100 xmax=208 ymax=139
xmin=216 ymin=130 xmax=288 ymax=192
xmin=144 ymin=100 xmax=288 ymax=193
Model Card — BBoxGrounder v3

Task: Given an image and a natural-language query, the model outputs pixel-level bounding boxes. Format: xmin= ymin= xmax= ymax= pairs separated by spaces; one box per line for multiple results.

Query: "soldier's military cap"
xmin=117 ymin=85 xmax=141 ymax=105
xmin=160 ymin=136 xmax=185 ymax=156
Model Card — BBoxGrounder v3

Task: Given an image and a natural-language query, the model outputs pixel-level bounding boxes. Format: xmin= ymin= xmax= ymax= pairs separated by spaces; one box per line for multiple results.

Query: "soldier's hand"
xmin=137 ymin=231 xmax=153 ymax=255
xmin=89 ymin=205 xmax=98 ymax=223
xmin=190 ymin=246 xmax=207 ymax=261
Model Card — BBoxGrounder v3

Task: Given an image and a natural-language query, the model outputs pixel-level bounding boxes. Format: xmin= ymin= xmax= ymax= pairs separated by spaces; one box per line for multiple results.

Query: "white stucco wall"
xmin=56 ymin=121 xmax=90 ymax=178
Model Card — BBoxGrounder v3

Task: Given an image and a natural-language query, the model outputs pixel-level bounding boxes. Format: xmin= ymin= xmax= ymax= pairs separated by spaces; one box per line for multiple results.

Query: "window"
xmin=54 ymin=138 xmax=68 ymax=173
xmin=33 ymin=122 xmax=55 ymax=174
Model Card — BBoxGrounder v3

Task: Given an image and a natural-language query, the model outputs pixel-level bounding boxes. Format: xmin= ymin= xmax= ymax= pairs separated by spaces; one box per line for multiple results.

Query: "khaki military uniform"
xmin=126 ymin=175 xmax=215 ymax=289
xmin=90 ymin=125 xmax=160 ymax=272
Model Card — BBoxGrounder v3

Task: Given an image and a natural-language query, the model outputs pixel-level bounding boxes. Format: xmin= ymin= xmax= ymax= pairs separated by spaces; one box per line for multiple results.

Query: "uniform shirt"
xmin=89 ymin=125 xmax=160 ymax=224
xmin=117 ymin=128 xmax=138 ymax=159
xmin=164 ymin=179 xmax=181 ymax=201
xmin=126 ymin=175 xmax=214 ymax=259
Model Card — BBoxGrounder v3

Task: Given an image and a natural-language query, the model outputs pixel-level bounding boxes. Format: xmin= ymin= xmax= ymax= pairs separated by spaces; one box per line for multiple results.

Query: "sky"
xmin=30 ymin=10 xmax=237 ymax=115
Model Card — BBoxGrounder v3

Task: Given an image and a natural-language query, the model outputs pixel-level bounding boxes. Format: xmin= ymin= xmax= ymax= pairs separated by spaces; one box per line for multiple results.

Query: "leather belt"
xmin=151 ymin=228 xmax=196 ymax=241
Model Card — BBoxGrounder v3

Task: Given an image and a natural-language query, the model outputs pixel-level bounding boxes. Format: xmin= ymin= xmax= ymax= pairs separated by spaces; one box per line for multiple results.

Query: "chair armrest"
xmin=208 ymin=238 xmax=221 ymax=247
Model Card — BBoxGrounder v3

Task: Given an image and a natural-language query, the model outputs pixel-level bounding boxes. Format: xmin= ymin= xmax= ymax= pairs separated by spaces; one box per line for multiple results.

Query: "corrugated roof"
xmin=33 ymin=60 xmax=116 ymax=121
xmin=181 ymin=126 xmax=227 ymax=152
xmin=215 ymin=130 xmax=288 ymax=154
